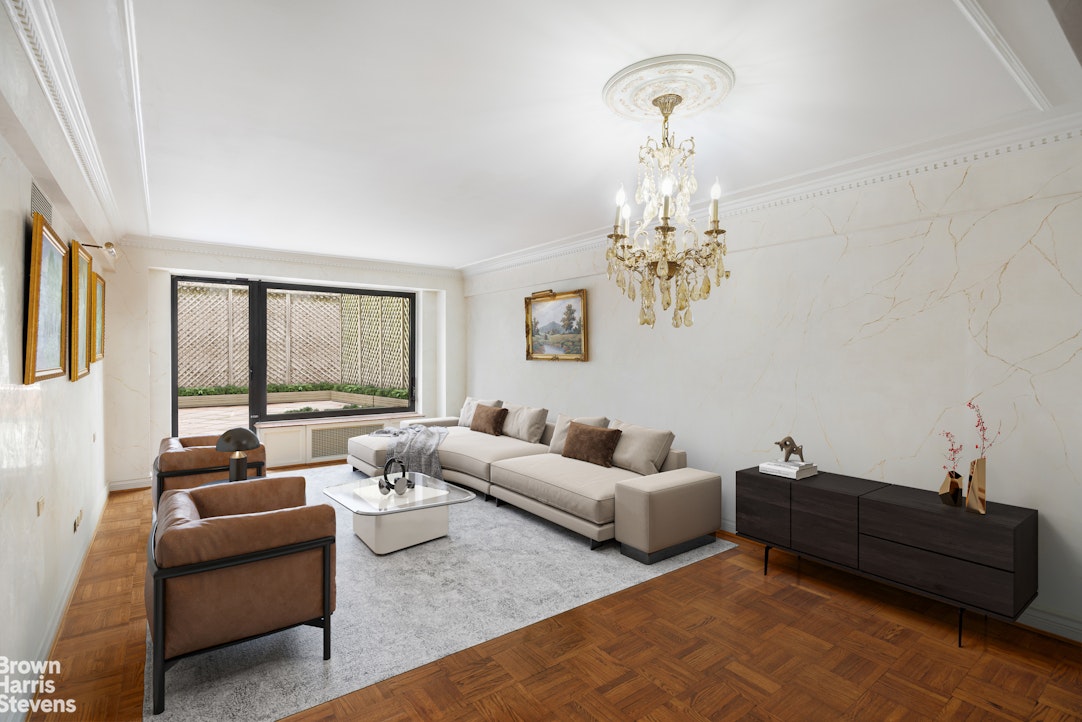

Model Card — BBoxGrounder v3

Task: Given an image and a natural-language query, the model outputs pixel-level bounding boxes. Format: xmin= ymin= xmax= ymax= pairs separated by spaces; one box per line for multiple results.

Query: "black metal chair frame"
xmin=147 ymin=523 xmax=333 ymax=715
xmin=153 ymin=460 xmax=267 ymax=506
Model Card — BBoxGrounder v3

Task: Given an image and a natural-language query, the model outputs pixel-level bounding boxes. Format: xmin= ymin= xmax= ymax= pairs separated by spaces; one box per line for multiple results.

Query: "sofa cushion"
xmin=609 ymin=420 xmax=676 ymax=476
xmin=549 ymin=414 xmax=610 ymax=455
xmin=470 ymin=404 xmax=509 ymax=436
xmin=490 ymin=454 xmax=642 ymax=524
xmin=438 ymin=428 xmax=549 ymax=480
xmin=458 ymin=397 xmax=502 ymax=427
xmin=562 ymin=422 xmax=622 ymax=467
xmin=347 ymin=433 xmax=393 ymax=468
xmin=502 ymin=404 xmax=549 ymax=443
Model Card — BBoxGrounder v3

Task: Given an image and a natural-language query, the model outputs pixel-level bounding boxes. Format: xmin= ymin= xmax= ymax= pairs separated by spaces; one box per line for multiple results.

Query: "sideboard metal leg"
xmin=764 ymin=545 xmax=771 ymax=575
xmin=958 ymin=607 xmax=964 ymax=648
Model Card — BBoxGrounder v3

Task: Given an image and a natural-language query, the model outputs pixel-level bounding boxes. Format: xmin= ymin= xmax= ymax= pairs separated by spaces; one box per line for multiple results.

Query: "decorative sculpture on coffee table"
xmin=939 ymin=430 xmax=964 ymax=506
xmin=774 ymin=436 xmax=804 ymax=462
xmin=378 ymin=457 xmax=413 ymax=496
xmin=965 ymin=401 xmax=999 ymax=515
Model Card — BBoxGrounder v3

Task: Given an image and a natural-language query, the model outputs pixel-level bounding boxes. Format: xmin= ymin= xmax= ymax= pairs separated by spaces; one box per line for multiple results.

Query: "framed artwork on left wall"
xmin=23 ymin=212 xmax=69 ymax=384
xmin=69 ymin=240 xmax=93 ymax=380
xmin=92 ymin=272 xmax=105 ymax=362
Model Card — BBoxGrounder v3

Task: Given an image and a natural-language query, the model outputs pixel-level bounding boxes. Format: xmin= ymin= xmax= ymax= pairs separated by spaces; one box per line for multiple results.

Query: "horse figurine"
xmin=775 ymin=436 xmax=804 ymax=462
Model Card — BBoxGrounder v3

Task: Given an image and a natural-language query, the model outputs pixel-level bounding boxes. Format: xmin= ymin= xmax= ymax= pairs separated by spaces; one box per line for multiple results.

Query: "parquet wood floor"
xmin=33 ymin=488 xmax=1082 ymax=721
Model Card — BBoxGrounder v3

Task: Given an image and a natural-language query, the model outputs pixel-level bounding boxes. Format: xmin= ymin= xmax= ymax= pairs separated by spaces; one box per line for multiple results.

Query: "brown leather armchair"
xmin=145 ymin=475 xmax=335 ymax=715
xmin=154 ymin=435 xmax=267 ymax=505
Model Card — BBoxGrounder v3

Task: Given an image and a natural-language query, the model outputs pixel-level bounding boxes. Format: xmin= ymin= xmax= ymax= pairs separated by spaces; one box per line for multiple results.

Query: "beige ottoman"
xmin=614 ymin=468 xmax=722 ymax=564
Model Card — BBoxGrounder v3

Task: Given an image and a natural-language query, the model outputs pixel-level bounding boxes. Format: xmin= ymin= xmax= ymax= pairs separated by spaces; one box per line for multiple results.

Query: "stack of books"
xmin=758 ymin=460 xmax=818 ymax=479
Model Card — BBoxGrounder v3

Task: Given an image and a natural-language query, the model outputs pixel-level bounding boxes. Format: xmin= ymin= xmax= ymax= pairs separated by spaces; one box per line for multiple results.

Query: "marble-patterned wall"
xmin=464 ymin=134 xmax=1082 ymax=640
xmin=0 ymin=133 xmax=108 ymax=670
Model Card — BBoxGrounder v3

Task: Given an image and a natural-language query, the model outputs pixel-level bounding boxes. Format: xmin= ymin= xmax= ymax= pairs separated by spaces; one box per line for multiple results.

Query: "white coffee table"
xmin=323 ymin=472 xmax=475 ymax=554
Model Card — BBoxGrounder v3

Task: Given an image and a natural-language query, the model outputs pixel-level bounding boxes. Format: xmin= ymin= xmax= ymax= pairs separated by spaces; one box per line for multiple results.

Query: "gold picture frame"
xmin=92 ymin=272 xmax=105 ymax=362
xmin=525 ymin=289 xmax=588 ymax=361
xmin=24 ymin=213 xmax=69 ymax=384
xmin=69 ymin=240 xmax=93 ymax=380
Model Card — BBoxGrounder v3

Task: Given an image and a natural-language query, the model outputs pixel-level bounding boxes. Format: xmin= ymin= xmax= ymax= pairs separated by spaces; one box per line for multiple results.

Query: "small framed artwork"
xmin=91 ymin=272 xmax=105 ymax=362
xmin=525 ymin=289 xmax=588 ymax=361
xmin=23 ymin=213 xmax=69 ymax=384
xmin=69 ymin=240 xmax=93 ymax=380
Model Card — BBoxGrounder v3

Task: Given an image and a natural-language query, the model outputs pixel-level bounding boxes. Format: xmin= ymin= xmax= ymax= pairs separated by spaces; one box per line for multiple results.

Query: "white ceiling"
xmin=42 ymin=0 xmax=1082 ymax=269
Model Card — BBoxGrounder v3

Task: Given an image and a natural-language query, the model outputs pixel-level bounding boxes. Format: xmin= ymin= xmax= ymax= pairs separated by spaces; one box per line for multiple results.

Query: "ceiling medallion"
xmin=602 ymin=55 xmax=734 ymax=329
xmin=602 ymin=54 xmax=735 ymax=122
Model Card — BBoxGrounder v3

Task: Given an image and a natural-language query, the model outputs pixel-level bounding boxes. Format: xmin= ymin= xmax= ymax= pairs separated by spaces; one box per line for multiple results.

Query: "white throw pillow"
xmin=502 ymin=404 xmax=549 ymax=444
xmin=608 ymin=419 xmax=675 ymax=475
xmin=549 ymin=414 xmax=609 ymax=454
xmin=459 ymin=397 xmax=502 ymax=427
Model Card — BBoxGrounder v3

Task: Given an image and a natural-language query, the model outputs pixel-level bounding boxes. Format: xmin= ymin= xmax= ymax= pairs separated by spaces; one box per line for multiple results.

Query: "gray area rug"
xmin=143 ymin=464 xmax=737 ymax=720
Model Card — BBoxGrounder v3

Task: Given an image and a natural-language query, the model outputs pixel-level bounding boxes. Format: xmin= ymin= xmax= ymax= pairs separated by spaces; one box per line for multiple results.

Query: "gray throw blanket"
xmin=370 ymin=424 xmax=448 ymax=479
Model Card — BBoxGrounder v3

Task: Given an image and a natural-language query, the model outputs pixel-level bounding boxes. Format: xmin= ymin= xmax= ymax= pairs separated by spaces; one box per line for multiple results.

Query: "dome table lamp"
xmin=216 ymin=427 xmax=261 ymax=482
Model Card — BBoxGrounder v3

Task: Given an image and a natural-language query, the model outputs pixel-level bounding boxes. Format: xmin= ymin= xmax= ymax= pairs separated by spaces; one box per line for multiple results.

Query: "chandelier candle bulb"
xmin=710 ymin=178 xmax=721 ymax=223
xmin=613 ymin=186 xmax=626 ymax=227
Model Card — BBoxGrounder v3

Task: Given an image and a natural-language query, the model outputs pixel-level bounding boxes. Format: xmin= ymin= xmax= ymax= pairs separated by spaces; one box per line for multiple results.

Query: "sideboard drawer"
xmin=861 ymin=484 xmax=1037 ymax=572
xmin=860 ymin=534 xmax=1018 ymax=616
xmin=736 ymin=470 xmax=790 ymax=547
xmin=791 ymin=485 xmax=860 ymax=567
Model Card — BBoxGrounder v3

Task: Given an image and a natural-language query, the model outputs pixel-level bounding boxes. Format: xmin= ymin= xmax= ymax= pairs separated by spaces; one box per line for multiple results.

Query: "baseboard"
xmin=109 ymin=476 xmax=152 ymax=492
xmin=1018 ymin=606 xmax=1082 ymax=643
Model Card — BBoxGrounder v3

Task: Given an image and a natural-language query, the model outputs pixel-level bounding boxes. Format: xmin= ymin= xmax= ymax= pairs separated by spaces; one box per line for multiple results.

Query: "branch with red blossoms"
xmin=966 ymin=401 xmax=1001 ymax=458
xmin=941 ymin=430 xmax=962 ymax=473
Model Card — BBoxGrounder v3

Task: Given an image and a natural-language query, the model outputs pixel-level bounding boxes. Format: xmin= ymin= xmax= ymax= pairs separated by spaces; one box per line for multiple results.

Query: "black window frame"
xmin=171 ymin=275 xmax=416 ymax=435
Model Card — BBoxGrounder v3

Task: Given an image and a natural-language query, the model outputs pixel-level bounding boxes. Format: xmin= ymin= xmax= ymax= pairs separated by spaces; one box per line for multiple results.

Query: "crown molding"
xmin=461 ymin=109 xmax=1082 ymax=279
xmin=3 ymin=0 xmax=121 ymax=234
xmin=120 ymin=234 xmax=463 ymax=283
xmin=122 ymin=0 xmax=151 ymax=232
xmin=953 ymin=0 xmax=1051 ymax=111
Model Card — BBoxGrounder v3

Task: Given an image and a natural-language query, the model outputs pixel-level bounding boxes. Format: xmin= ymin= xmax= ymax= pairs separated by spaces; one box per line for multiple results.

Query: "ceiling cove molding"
xmin=120 ymin=235 xmax=463 ymax=283
xmin=122 ymin=0 xmax=152 ymax=233
xmin=2 ymin=0 xmax=121 ymax=233
xmin=462 ymin=112 xmax=1082 ymax=278
xmin=952 ymin=0 xmax=1051 ymax=111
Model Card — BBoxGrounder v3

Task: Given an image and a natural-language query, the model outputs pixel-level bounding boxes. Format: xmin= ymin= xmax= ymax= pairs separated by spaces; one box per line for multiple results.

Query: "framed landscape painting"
xmin=23 ymin=213 xmax=69 ymax=384
xmin=525 ymin=289 xmax=588 ymax=361
xmin=92 ymin=272 xmax=105 ymax=362
xmin=69 ymin=240 xmax=93 ymax=380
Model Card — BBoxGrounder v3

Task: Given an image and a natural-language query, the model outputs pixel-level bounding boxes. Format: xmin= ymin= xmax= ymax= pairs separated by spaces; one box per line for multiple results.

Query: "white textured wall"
xmin=103 ymin=238 xmax=466 ymax=488
xmin=464 ymin=134 xmax=1082 ymax=641
xmin=0 ymin=132 xmax=108 ymax=689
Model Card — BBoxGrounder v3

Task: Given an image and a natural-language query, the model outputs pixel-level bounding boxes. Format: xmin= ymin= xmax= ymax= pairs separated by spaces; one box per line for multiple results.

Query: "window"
xmin=173 ymin=277 xmax=415 ymax=436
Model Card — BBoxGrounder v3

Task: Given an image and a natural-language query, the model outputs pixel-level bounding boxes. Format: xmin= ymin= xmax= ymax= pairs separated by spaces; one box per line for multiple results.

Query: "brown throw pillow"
xmin=470 ymin=404 xmax=509 ymax=436
xmin=561 ymin=422 xmax=622 ymax=467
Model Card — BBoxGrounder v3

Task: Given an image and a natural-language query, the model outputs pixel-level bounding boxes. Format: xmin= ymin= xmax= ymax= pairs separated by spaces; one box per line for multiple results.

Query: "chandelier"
xmin=602 ymin=55 xmax=734 ymax=328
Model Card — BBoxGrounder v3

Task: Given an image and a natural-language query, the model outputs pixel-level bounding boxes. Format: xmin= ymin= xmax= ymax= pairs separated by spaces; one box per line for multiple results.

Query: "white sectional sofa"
xmin=346 ymin=399 xmax=722 ymax=564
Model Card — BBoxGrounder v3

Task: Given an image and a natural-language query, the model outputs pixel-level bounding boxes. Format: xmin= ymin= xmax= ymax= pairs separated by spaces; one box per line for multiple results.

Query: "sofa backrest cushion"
xmin=549 ymin=414 xmax=610 ymax=454
xmin=458 ymin=397 xmax=502 ymax=427
xmin=562 ymin=422 xmax=622 ymax=467
xmin=501 ymin=404 xmax=549 ymax=443
xmin=609 ymin=420 xmax=676 ymax=476
xmin=471 ymin=404 xmax=509 ymax=436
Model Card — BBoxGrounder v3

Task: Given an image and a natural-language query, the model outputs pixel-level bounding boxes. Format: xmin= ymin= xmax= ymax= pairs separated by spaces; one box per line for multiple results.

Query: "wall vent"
xmin=310 ymin=422 xmax=385 ymax=460
xmin=30 ymin=183 xmax=52 ymax=224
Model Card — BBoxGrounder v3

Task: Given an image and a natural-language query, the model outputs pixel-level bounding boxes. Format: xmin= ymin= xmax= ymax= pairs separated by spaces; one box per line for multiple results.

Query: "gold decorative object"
xmin=966 ymin=457 xmax=987 ymax=514
xmin=775 ymin=436 xmax=804 ymax=462
xmin=602 ymin=56 xmax=733 ymax=328
xmin=939 ymin=471 xmax=963 ymax=506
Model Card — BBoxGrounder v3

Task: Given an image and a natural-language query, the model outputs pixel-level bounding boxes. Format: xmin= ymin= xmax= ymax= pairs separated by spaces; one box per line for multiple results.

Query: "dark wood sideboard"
xmin=735 ymin=467 xmax=1038 ymax=646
